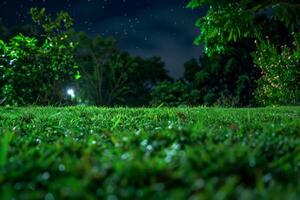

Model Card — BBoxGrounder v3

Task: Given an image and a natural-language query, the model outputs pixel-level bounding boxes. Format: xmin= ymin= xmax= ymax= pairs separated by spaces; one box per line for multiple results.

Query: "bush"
xmin=253 ymin=36 xmax=300 ymax=106
xmin=0 ymin=34 xmax=79 ymax=106
xmin=183 ymin=45 xmax=261 ymax=107
xmin=150 ymin=81 xmax=199 ymax=106
xmin=0 ymin=9 xmax=80 ymax=106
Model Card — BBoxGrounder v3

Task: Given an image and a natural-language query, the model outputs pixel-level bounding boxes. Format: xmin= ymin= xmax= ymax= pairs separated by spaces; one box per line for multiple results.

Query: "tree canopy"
xmin=187 ymin=0 xmax=300 ymax=55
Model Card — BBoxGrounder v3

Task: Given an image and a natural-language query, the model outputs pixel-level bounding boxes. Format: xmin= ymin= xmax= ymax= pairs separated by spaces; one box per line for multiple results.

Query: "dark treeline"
xmin=0 ymin=2 xmax=299 ymax=107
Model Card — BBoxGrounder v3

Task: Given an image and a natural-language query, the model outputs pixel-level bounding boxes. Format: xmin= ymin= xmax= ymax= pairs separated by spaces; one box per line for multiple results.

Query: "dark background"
xmin=0 ymin=0 xmax=204 ymax=78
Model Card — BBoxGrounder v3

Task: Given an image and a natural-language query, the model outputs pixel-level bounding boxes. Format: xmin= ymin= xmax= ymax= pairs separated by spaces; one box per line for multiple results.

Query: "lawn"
xmin=0 ymin=107 xmax=299 ymax=199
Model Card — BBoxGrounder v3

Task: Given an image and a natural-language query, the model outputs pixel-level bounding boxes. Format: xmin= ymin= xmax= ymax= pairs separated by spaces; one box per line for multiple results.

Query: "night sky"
xmin=0 ymin=0 xmax=204 ymax=78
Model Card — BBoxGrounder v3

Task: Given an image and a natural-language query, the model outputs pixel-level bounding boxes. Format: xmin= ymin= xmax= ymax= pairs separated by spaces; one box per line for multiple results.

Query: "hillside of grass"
xmin=0 ymin=107 xmax=300 ymax=199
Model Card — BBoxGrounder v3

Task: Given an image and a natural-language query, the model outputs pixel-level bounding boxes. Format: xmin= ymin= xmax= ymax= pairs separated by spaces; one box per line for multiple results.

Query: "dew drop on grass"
xmin=121 ymin=152 xmax=131 ymax=160
xmin=172 ymin=143 xmax=180 ymax=150
xmin=168 ymin=123 xmax=174 ymax=129
xmin=135 ymin=129 xmax=141 ymax=136
xmin=58 ymin=164 xmax=65 ymax=172
xmin=36 ymin=138 xmax=42 ymax=144
xmin=41 ymin=172 xmax=50 ymax=181
xmin=64 ymin=131 xmax=69 ymax=137
xmin=146 ymin=145 xmax=153 ymax=152
xmin=140 ymin=139 xmax=148 ymax=147
xmin=263 ymin=173 xmax=272 ymax=183
xmin=12 ymin=126 xmax=17 ymax=132
xmin=44 ymin=193 xmax=55 ymax=200
xmin=164 ymin=143 xmax=180 ymax=163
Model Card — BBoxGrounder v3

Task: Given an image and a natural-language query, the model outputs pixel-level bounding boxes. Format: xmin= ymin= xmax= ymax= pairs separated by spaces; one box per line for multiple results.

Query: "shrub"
xmin=0 ymin=9 xmax=80 ymax=106
xmin=0 ymin=34 xmax=79 ymax=105
xmin=253 ymin=35 xmax=300 ymax=106
xmin=150 ymin=81 xmax=199 ymax=106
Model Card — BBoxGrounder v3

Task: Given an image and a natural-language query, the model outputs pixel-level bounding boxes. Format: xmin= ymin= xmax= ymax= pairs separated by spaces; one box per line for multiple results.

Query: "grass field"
xmin=0 ymin=107 xmax=299 ymax=199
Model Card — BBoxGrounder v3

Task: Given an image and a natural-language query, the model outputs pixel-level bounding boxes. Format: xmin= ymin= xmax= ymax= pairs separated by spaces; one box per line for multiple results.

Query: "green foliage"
xmin=74 ymin=32 xmax=135 ymax=106
xmin=0 ymin=40 xmax=7 ymax=91
xmin=150 ymin=81 xmax=199 ymax=106
xmin=1 ymin=35 xmax=39 ymax=105
xmin=183 ymin=58 xmax=200 ymax=83
xmin=124 ymin=56 xmax=171 ymax=106
xmin=1 ymin=9 xmax=170 ymax=107
xmin=187 ymin=0 xmax=300 ymax=56
xmin=0 ymin=107 xmax=299 ymax=199
xmin=0 ymin=131 xmax=12 ymax=167
xmin=187 ymin=0 xmax=300 ymax=106
xmin=0 ymin=9 xmax=79 ymax=105
xmin=74 ymin=31 xmax=171 ymax=106
xmin=183 ymin=41 xmax=260 ymax=107
xmin=253 ymin=35 xmax=300 ymax=105
xmin=30 ymin=8 xmax=73 ymax=36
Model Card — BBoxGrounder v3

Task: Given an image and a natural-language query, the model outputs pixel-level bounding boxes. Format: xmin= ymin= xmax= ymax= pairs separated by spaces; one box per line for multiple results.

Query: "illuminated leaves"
xmin=0 ymin=9 xmax=80 ymax=105
xmin=253 ymin=35 xmax=300 ymax=105
xmin=187 ymin=0 xmax=300 ymax=56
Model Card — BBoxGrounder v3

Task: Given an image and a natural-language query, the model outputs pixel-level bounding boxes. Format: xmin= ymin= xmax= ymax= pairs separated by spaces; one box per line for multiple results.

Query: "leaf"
xmin=0 ymin=131 xmax=13 ymax=167
xmin=111 ymin=115 xmax=122 ymax=130
xmin=75 ymin=71 xmax=81 ymax=80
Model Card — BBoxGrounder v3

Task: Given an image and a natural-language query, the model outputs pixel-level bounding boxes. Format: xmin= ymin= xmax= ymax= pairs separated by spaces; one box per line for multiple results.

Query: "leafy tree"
xmin=183 ymin=58 xmax=201 ymax=84
xmin=30 ymin=8 xmax=73 ymax=38
xmin=184 ymin=40 xmax=261 ymax=106
xmin=187 ymin=0 xmax=300 ymax=55
xmin=74 ymin=31 xmax=171 ymax=106
xmin=0 ymin=24 xmax=40 ymax=42
xmin=253 ymin=34 xmax=300 ymax=105
xmin=74 ymin=32 xmax=135 ymax=105
xmin=187 ymin=0 xmax=300 ymax=105
xmin=0 ymin=8 xmax=79 ymax=105
xmin=124 ymin=56 xmax=172 ymax=106
xmin=0 ymin=40 xmax=7 ymax=94
xmin=150 ymin=81 xmax=199 ymax=107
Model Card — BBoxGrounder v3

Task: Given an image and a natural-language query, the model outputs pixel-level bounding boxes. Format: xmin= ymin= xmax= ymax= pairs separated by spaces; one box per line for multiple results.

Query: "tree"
xmin=74 ymin=32 xmax=135 ymax=106
xmin=187 ymin=0 xmax=300 ymax=105
xmin=187 ymin=0 xmax=300 ymax=55
xmin=74 ymin=31 xmax=172 ymax=106
xmin=183 ymin=58 xmax=201 ymax=84
xmin=253 ymin=35 xmax=300 ymax=105
xmin=182 ymin=39 xmax=261 ymax=106
xmin=124 ymin=56 xmax=172 ymax=106
xmin=0 ymin=40 xmax=6 ymax=95
xmin=150 ymin=81 xmax=199 ymax=107
xmin=0 ymin=8 xmax=80 ymax=105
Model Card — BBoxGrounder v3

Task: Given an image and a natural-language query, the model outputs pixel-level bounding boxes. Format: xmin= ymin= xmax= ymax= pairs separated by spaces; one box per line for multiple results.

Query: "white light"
xmin=67 ymin=88 xmax=75 ymax=98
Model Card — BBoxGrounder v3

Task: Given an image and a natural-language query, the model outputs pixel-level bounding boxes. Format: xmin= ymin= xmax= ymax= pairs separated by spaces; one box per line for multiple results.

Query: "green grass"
xmin=0 ymin=106 xmax=299 ymax=199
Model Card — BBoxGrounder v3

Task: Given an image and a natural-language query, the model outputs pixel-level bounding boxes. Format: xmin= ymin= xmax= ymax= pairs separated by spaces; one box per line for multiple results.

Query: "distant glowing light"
xmin=67 ymin=88 xmax=75 ymax=98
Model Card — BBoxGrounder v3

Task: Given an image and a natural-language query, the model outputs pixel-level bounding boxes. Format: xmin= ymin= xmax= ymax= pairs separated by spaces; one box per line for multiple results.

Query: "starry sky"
xmin=0 ymin=0 xmax=204 ymax=78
